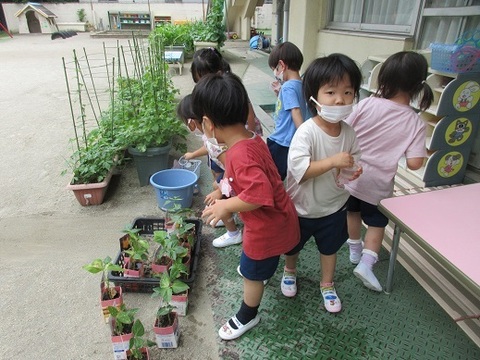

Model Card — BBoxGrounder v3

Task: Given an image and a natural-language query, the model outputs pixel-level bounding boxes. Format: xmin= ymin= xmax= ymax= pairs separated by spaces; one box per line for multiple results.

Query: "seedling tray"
xmin=108 ymin=217 xmax=202 ymax=293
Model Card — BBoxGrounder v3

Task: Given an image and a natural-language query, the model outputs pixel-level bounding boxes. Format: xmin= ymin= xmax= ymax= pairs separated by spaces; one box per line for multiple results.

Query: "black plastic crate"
xmin=108 ymin=217 xmax=202 ymax=293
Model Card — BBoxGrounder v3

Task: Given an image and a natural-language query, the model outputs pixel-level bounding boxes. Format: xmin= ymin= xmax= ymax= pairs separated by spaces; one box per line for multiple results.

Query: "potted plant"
xmin=152 ymin=263 xmax=189 ymax=346
xmin=191 ymin=0 xmax=227 ymax=50
xmin=83 ymin=256 xmax=125 ymax=323
xmin=108 ymin=304 xmax=138 ymax=359
xmin=122 ymin=226 xmax=150 ymax=278
xmin=114 ymin=36 xmax=188 ymax=186
xmin=151 ymin=229 xmax=188 ymax=274
xmin=125 ymin=319 xmax=156 ymax=360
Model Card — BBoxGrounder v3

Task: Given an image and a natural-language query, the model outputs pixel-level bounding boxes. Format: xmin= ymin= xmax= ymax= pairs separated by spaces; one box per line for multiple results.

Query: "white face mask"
xmin=310 ymin=96 xmax=353 ymax=124
xmin=202 ymin=122 xmax=228 ymax=170
xmin=187 ymin=118 xmax=203 ymax=137
xmin=273 ymin=65 xmax=284 ymax=84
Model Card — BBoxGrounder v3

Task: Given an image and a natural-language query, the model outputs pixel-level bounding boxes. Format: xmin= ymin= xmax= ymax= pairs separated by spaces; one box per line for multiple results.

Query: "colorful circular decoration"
xmin=444 ymin=117 xmax=472 ymax=146
xmin=453 ymin=80 xmax=480 ymax=112
xmin=437 ymin=151 xmax=463 ymax=178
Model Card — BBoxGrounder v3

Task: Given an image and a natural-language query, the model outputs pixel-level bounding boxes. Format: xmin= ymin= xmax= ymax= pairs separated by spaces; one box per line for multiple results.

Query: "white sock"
xmin=227 ymin=230 xmax=239 ymax=237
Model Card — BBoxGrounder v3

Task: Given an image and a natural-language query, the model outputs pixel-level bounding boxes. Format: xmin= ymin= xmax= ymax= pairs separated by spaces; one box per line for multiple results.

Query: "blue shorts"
xmin=239 ymin=251 xmax=280 ymax=281
xmin=267 ymin=138 xmax=288 ymax=180
xmin=347 ymin=196 xmax=388 ymax=227
xmin=286 ymin=204 xmax=348 ymax=256
xmin=208 ymin=156 xmax=224 ymax=182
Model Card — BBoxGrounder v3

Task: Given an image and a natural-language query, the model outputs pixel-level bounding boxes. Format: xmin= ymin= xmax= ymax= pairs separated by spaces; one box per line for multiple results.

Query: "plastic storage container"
xmin=108 ymin=218 xmax=202 ymax=292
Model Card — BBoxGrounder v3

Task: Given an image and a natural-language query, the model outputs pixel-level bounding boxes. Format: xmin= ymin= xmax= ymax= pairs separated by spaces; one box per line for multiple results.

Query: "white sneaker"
xmin=212 ymin=231 xmax=242 ymax=248
xmin=281 ymin=270 xmax=297 ymax=297
xmin=320 ymin=284 xmax=342 ymax=313
xmin=353 ymin=262 xmax=382 ymax=292
xmin=236 ymin=265 xmax=268 ymax=285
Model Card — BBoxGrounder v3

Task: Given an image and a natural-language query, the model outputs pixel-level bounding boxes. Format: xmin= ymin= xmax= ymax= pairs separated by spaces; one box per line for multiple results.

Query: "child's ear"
xmin=278 ymin=60 xmax=286 ymax=71
xmin=202 ymin=116 xmax=215 ymax=131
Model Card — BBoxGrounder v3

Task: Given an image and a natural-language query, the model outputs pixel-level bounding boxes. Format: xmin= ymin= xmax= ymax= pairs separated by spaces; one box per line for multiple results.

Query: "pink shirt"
xmin=225 ymin=134 xmax=300 ymax=260
xmin=345 ymin=97 xmax=426 ymax=205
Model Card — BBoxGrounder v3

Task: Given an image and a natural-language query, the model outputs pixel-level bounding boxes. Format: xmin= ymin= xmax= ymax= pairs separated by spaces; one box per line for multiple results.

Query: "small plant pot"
xmin=123 ymin=261 xmax=144 ymax=278
xmin=160 ymin=290 xmax=189 ymax=316
xmin=111 ymin=332 xmax=133 ymax=360
xmin=151 ymin=256 xmax=173 ymax=275
xmin=153 ymin=312 xmax=179 ymax=348
xmin=101 ymin=286 xmax=123 ymax=324
xmin=126 ymin=347 xmax=150 ymax=360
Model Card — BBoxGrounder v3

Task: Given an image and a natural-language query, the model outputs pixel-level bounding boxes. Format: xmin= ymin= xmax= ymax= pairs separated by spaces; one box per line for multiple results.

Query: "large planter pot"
xmin=150 ymin=169 xmax=198 ymax=211
xmin=66 ymin=169 xmax=113 ymax=206
xmin=153 ymin=312 xmax=179 ymax=348
xmin=128 ymin=143 xmax=172 ymax=187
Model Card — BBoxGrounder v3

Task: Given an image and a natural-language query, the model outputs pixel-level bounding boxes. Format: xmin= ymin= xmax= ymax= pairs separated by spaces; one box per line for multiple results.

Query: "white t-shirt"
xmin=344 ymin=96 xmax=426 ymax=205
xmin=286 ymin=119 xmax=361 ymax=218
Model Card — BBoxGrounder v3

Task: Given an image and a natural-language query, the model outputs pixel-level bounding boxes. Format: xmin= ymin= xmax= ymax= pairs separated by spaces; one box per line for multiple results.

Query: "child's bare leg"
xmin=281 ymin=253 xmax=298 ymax=297
xmin=244 ymin=278 xmax=264 ymax=307
xmin=319 ymin=253 xmax=336 ymax=284
xmin=347 ymin=211 xmax=363 ymax=264
xmin=319 ymin=253 xmax=342 ymax=313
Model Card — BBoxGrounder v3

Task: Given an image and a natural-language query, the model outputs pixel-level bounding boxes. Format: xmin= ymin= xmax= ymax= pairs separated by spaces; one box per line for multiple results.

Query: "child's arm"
xmin=291 ymin=107 xmax=304 ymax=128
xmin=184 ymin=145 xmax=207 ymax=160
xmin=202 ymin=196 xmax=260 ymax=227
xmin=302 ymin=152 xmax=354 ymax=183
xmin=406 ymin=157 xmax=424 ymax=170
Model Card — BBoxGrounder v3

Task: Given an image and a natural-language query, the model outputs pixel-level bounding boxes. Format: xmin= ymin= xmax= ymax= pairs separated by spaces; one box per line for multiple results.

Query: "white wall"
xmin=2 ymin=2 xmax=204 ymax=33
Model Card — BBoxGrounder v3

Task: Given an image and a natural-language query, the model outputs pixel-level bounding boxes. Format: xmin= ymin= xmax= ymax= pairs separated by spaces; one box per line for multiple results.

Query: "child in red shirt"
xmin=195 ymin=72 xmax=300 ymax=340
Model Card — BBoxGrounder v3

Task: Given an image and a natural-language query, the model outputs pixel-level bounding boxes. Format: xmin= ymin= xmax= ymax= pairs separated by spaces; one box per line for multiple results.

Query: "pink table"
xmin=379 ymin=183 xmax=480 ymax=294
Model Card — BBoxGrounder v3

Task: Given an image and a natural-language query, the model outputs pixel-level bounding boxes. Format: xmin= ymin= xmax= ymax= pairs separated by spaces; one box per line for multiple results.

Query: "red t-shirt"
xmin=225 ymin=135 xmax=300 ymax=260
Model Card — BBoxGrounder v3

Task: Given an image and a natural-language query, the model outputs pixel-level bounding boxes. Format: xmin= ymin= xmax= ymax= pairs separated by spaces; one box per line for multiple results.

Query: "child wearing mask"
xmin=283 ymin=54 xmax=363 ymax=313
xmin=267 ymin=42 xmax=310 ymax=180
xmin=196 ymin=72 xmax=300 ymax=340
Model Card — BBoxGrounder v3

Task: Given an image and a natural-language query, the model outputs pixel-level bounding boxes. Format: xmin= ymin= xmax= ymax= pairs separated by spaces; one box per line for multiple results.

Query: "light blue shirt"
xmin=268 ymin=79 xmax=310 ymax=147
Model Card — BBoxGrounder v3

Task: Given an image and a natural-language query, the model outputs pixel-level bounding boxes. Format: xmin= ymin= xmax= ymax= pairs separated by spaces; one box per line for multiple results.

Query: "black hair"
xmin=376 ymin=51 xmax=433 ymax=111
xmin=190 ymin=47 xmax=231 ymax=83
xmin=268 ymin=41 xmax=303 ymax=71
xmin=303 ymin=53 xmax=362 ymax=116
xmin=191 ymin=72 xmax=249 ymax=128
xmin=176 ymin=94 xmax=196 ymax=126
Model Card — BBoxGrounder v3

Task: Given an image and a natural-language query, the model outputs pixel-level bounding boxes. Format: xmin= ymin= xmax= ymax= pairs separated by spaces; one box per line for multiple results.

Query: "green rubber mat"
xmin=202 ymin=227 xmax=480 ymax=359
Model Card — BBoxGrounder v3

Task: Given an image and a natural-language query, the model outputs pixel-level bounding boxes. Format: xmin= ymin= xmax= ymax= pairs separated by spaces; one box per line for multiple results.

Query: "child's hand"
xmin=333 ymin=152 xmax=355 ymax=169
xmin=270 ymin=80 xmax=281 ymax=96
xmin=184 ymin=152 xmax=195 ymax=160
xmin=202 ymin=200 xmax=229 ymax=227
xmin=204 ymin=188 xmax=222 ymax=206
xmin=350 ymin=165 xmax=363 ymax=181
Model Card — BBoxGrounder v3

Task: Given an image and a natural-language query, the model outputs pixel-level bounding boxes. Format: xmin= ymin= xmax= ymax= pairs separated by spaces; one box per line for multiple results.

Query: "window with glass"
xmin=328 ymin=0 xmax=480 ymax=49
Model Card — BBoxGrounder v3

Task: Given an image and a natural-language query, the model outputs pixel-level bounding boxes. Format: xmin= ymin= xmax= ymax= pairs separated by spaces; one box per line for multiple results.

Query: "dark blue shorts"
xmin=347 ymin=195 xmax=388 ymax=227
xmin=267 ymin=138 xmax=288 ymax=180
xmin=286 ymin=204 xmax=348 ymax=256
xmin=239 ymin=251 xmax=280 ymax=281
xmin=208 ymin=156 xmax=224 ymax=182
